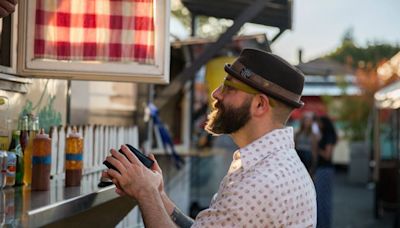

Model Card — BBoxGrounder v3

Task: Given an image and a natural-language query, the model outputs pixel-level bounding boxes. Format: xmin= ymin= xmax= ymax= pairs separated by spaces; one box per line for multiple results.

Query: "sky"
xmin=241 ymin=0 xmax=400 ymax=64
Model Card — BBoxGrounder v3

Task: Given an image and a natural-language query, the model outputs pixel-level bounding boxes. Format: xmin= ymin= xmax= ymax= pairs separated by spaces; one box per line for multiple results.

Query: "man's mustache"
xmin=212 ymin=100 xmax=223 ymax=110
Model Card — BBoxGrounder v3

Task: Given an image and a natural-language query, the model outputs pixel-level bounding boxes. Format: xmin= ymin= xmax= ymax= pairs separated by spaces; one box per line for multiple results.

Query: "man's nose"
xmin=211 ymin=85 xmax=223 ymax=100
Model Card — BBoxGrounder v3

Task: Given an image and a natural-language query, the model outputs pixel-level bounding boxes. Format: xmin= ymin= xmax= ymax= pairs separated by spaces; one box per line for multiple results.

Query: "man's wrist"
xmin=137 ymin=186 xmax=159 ymax=204
xmin=160 ymin=191 xmax=175 ymax=215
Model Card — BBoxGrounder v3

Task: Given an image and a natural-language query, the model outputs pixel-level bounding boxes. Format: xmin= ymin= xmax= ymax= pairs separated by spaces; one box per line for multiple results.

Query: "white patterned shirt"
xmin=192 ymin=127 xmax=317 ymax=227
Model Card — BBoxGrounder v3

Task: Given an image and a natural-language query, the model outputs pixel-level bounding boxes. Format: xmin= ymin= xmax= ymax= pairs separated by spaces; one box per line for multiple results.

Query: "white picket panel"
xmin=103 ymin=126 xmax=110 ymax=166
xmin=56 ymin=126 xmax=66 ymax=175
xmin=93 ymin=125 xmax=100 ymax=169
xmin=98 ymin=125 xmax=105 ymax=168
xmin=50 ymin=126 xmax=58 ymax=176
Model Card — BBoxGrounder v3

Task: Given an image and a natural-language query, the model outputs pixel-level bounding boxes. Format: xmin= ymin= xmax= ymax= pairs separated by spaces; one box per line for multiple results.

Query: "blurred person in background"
xmin=315 ymin=115 xmax=338 ymax=228
xmin=294 ymin=112 xmax=319 ymax=174
xmin=104 ymin=48 xmax=317 ymax=227
xmin=0 ymin=0 xmax=17 ymax=18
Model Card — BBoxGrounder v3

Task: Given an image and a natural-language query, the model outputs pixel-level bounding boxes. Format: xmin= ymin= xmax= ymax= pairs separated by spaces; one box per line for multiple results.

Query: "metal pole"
xmin=66 ymin=80 xmax=71 ymax=124
xmin=145 ymin=84 xmax=155 ymax=152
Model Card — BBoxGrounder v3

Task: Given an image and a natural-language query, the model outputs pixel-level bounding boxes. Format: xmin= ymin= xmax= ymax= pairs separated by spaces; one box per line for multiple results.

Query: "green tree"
xmin=324 ymin=29 xmax=400 ymax=140
xmin=326 ymin=28 xmax=400 ymax=68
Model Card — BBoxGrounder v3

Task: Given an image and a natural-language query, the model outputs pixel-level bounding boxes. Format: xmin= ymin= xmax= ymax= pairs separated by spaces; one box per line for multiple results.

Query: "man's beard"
xmin=205 ymin=98 xmax=252 ymax=135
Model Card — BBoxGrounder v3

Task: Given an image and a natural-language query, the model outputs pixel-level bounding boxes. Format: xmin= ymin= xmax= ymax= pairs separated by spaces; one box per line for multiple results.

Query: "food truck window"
xmin=18 ymin=0 xmax=170 ymax=83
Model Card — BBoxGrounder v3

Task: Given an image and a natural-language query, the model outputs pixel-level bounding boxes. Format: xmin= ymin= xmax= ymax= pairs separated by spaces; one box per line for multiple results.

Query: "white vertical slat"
xmin=132 ymin=126 xmax=139 ymax=148
xmin=82 ymin=173 xmax=89 ymax=193
xmin=126 ymin=127 xmax=132 ymax=146
xmin=93 ymin=125 xmax=100 ymax=169
xmin=103 ymin=126 xmax=110 ymax=166
xmin=56 ymin=126 xmax=66 ymax=175
xmin=110 ymin=126 xmax=117 ymax=150
xmin=108 ymin=126 xmax=113 ymax=151
xmin=65 ymin=126 xmax=72 ymax=138
xmin=98 ymin=125 xmax=105 ymax=167
xmin=56 ymin=178 xmax=64 ymax=202
xmin=49 ymin=126 xmax=57 ymax=203
xmin=77 ymin=125 xmax=84 ymax=135
xmin=123 ymin=127 xmax=129 ymax=147
xmin=50 ymin=126 xmax=58 ymax=176
xmin=77 ymin=125 xmax=84 ymax=171
xmin=117 ymin=126 xmax=124 ymax=148
xmin=83 ymin=126 xmax=90 ymax=171
xmin=86 ymin=125 xmax=94 ymax=170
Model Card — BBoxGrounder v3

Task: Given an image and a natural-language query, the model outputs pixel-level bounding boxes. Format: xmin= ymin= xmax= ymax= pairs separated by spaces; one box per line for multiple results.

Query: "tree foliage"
xmin=326 ymin=28 xmax=400 ymax=68
xmin=325 ymin=29 xmax=400 ymax=141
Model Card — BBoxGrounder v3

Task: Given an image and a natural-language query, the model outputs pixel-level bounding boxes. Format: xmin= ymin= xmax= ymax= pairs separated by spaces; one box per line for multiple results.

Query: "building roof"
xmin=297 ymin=58 xmax=358 ymax=96
xmin=181 ymin=0 xmax=292 ymax=30
xmin=297 ymin=58 xmax=354 ymax=76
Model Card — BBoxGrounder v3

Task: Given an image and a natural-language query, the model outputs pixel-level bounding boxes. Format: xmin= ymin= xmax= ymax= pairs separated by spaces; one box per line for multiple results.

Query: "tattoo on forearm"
xmin=170 ymin=207 xmax=194 ymax=228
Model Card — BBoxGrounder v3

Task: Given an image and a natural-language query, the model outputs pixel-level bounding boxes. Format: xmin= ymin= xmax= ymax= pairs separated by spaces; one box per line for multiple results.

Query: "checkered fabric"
xmin=34 ymin=0 xmax=155 ymax=64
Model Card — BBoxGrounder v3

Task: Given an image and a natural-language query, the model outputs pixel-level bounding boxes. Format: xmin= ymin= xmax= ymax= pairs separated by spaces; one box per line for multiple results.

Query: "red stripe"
xmin=57 ymin=12 xmax=71 ymax=27
xmin=83 ymin=14 xmax=96 ymax=28
xmin=109 ymin=43 xmax=122 ymax=58
xmin=134 ymin=44 xmax=154 ymax=60
xmin=134 ymin=16 xmax=154 ymax=31
xmin=109 ymin=15 xmax=123 ymax=29
xmin=83 ymin=42 xmax=97 ymax=57
xmin=56 ymin=42 xmax=71 ymax=58
xmin=34 ymin=39 xmax=45 ymax=56
xmin=35 ymin=9 xmax=45 ymax=25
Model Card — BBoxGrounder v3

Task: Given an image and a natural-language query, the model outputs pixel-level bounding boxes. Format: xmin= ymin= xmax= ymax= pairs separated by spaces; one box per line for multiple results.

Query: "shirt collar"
xmin=235 ymin=127 xmax=295 ymax=171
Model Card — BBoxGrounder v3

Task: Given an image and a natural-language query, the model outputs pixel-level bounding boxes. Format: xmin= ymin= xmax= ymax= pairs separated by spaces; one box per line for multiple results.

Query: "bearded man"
xmin=104 ymin=48 xmax=317 ymax=227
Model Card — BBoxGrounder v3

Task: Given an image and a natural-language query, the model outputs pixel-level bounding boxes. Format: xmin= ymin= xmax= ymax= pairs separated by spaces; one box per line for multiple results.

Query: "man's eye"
xmin=223 ymin=85 xmax=234 ymax=91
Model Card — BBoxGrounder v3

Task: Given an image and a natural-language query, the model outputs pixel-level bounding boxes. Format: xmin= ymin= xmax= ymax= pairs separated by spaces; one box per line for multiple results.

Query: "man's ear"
xmin=253 ymin=94 xmax=271 ymax=116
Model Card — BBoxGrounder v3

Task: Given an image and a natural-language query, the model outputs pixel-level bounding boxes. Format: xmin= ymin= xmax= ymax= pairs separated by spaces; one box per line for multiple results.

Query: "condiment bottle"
xmin=65 ymin=127 xmax=83 ymax=187
xmin=31 ymin=129 xmax=51 ymax=191
xmin=6 ymin=130 xmax=20 ymax=187
xmin=23 ymin=116 xmax=39 ymax=185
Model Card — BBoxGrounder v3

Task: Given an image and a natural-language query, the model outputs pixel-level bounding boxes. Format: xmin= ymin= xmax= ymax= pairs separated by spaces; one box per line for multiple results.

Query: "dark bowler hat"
xmin=224 ymin=48 xmax=305 ymax=108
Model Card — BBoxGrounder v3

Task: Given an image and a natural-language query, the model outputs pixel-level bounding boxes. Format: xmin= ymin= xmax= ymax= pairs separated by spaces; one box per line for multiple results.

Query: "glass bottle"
xmin=65 ymin=127 xmax=83 ymax=187
xmin=19 ymin=116 xmax=29 ymax=156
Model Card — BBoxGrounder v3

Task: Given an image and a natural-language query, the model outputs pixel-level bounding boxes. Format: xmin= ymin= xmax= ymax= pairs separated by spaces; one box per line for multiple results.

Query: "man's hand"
xmin=104 ymin=145 xmax=163 ymax=201
xmin=0 ymin=0 xmax=17 ymax=18
xmin=102 ymin=146 xmax=181 ymax=227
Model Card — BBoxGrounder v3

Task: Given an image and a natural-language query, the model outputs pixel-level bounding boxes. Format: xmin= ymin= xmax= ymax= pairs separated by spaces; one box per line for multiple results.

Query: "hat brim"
xmin=224 ymin=64 xmax=304 ymax=108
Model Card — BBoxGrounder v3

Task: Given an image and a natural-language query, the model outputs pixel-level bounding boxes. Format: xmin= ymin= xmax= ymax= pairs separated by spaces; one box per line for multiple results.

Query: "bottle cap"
xmin=68 ymin=126 xmax=81 ymax=138
xmin=35 ymin=128 xmax=49 ymax=139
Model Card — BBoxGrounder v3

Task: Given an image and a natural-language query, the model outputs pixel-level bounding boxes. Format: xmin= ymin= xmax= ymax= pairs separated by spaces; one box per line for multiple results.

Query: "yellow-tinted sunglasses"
xmin=222 ymin=78 xmax=258 ymax=94
xmin=221 ymin=78 xmax=275 ymax=107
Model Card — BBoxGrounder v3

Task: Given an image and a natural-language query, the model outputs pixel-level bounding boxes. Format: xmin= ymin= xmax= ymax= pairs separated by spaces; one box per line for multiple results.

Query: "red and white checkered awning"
xmin=34 ymin=0 xmax=155 ymax=64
